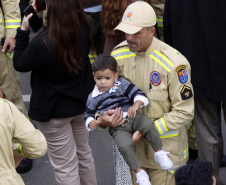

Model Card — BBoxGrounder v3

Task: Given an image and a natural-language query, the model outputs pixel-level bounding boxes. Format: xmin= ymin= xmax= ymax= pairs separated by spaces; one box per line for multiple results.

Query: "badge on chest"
xmin=150 ymin=71 xmax=161 ymax=86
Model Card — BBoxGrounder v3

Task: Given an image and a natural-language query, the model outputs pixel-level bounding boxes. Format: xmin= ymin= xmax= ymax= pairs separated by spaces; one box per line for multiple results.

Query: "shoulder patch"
xmin=180 ymin=85 xmax=193 ymax=100
xmin=175 ymin=65 xmax=188 ymax=83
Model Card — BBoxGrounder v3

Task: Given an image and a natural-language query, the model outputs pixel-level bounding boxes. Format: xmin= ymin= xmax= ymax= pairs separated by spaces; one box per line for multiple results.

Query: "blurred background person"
xmin=164 ymin=0 xmax=226 ymax=183
xmin=81 ymin=0 xmax=105 ymax=55
xmin=101 ymin=0 xmax=155 ymax=54
xmin=0 ymin=0 xmax=33 ymax=174
xmin=13 ymin=0 xmax=97 ymax=184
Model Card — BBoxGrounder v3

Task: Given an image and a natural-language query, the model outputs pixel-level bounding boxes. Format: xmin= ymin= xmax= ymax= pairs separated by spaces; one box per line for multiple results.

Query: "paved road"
xmin=17 ymin=32 xmax=226 ymax=185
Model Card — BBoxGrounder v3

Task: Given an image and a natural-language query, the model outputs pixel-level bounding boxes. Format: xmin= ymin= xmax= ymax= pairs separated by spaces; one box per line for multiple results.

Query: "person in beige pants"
xmin=0 ymin=97 xmax=47 ymax=185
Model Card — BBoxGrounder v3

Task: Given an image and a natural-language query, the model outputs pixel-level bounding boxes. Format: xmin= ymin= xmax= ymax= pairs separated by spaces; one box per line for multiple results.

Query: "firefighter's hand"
xmin=21 ymin=13 xmax=33 ymax=31
xmin=97 ymin=107 xmax=126 ymax=128
xmin=14 ymin=154 xmax=23 ymax=168
xmin=2 ymin=37 xmax=16 ymax=53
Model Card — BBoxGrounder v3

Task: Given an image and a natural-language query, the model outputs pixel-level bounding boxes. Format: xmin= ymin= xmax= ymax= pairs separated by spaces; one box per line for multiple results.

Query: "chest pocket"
xmin=146 ymin=89 xmax=170 ymax=118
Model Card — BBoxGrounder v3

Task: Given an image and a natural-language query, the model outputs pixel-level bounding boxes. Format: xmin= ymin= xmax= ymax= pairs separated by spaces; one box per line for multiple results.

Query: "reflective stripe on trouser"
xmin=36 ymin=115 xmax=97 ymax=185
xmin=6 ymin=51 xmax=14 ymax=59
xmin=0 ymin=51 xmax=28 ymax=117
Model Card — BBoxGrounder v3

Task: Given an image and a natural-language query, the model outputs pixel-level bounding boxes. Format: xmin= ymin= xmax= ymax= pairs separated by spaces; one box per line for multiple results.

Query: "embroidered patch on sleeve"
xmin=180 ymin=85 xmax=193 ymax=100
xmin=175 ymin=65 xmax=188 ymax=84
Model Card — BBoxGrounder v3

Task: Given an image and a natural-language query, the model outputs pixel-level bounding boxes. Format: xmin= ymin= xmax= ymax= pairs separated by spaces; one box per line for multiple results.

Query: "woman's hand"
xmin=97 ymin=107 xmax=126 ymax=127
xmin=21 ymin=13 xmax=33 ymax=31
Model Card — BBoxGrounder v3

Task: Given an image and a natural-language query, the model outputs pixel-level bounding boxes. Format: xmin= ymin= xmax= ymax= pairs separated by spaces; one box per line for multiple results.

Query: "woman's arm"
xmin=13 ymin=13 xmax=51 ymax=72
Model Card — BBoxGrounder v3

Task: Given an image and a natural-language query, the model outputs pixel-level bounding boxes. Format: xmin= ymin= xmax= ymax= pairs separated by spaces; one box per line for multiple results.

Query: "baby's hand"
xmin=128 ymin=105 xmax=139 ymax=118
xmin=89 ymin=120 xmax=100 ymax=129
xmin=128 ymin=100 xmax=143 ymax=117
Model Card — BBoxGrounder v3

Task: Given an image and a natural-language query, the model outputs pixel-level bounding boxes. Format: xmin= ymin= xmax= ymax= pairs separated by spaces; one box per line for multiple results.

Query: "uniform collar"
xmin=133 ymin=37 xmax=158 ymax=56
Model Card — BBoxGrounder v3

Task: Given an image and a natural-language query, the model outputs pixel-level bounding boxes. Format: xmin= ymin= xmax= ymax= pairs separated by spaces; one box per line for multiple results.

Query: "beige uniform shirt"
xmin=0 ymin=98 xmax=47 ymax=185
xmin=0 ymin=0 xmax=28 ymax=116
xmin=111 ymin=37 xmax=194 ymax=172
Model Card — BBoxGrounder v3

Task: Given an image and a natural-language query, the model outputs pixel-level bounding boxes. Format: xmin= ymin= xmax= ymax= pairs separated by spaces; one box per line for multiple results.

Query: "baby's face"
xmin=94 ymin=69 xmax=118 ymax=92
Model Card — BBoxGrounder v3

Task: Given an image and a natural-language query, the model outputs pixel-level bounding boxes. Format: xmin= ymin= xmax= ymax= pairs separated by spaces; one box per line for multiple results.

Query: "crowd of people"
xmin=0 ymin=0 xmax=225 ymax=185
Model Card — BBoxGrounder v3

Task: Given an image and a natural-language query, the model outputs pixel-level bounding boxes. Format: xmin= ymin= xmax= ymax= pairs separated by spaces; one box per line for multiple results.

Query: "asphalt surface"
xmin=17 ymin=32 xmax=226 ymax=185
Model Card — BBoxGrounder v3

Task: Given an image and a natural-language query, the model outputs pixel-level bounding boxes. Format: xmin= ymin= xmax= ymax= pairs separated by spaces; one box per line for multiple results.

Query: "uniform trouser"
xmin=109 ymin=113 xmax=163 ymax=171
xmin=187 ymin=121 xmax=198 ymax=150
xmin=36 ymin=114 xmax=97 ymax=185
xmin=0 ymin=50 xmax=28 ymax=117
xmin=194 ymin=97 xmax=226 ymax=178
xmin=131 ymin=168 xmax=175 ymax=185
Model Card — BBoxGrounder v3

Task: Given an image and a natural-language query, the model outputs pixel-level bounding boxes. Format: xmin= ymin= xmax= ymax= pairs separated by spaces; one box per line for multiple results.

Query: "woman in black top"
xmin=13 ymin=0 xmax=97 ymax=184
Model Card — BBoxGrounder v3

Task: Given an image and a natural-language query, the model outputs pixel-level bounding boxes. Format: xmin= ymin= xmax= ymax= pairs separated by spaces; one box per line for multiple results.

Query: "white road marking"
xmin=22 ymin=95 xmax=31 ymax=102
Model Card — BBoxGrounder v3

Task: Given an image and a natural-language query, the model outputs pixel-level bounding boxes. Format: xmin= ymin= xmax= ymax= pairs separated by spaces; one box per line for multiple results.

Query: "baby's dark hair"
xmin=92 ymin=54 xmax=117 ymax=73
xmin=175 ymin=160 xmax=214 ymax=185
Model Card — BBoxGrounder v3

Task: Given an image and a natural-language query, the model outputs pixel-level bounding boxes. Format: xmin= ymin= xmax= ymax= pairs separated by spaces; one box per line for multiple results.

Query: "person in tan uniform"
xmin=152 ymin=0 xmax=165 ymax=41
xmin=0 ymin=97 xmax=47 ymax=185
xmin=97 ymin=2 xmax=194 ymax=185
xmin=0 ymin=0 xmax=33 ymax=174
xmin=0 ymin=0 xmax=27 ymax=117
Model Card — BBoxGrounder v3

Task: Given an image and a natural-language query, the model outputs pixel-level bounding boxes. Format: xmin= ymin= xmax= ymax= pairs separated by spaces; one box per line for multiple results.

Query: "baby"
xmin=84 ymin=54 xmax=173 ymax=185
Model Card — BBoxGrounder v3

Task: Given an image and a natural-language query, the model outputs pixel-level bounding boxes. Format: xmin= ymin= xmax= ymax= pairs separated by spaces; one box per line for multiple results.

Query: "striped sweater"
xmin=84 ymin=77 xmax=148 ymax=129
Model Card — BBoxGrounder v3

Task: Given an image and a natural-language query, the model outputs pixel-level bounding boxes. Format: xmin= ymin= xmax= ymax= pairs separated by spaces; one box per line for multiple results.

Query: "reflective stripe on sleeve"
xmin=160 ymin=129 xmax=179 ymax=138
xmin=183 ymin=146 xmax=188 ymax=159
xmin=168 ymin=164 xmax=185 ymax=174
xmin=5 ymin=19 xmax=21 ymax=28
xmin=150 ymin=50 xmax=174 ymax=72
xmin=0 ymin=14 xmax=2 ymax=22
xmin=88 ymin=54 xmax=97 ymax=64
xmin=154 ymin=117 xmax=169 ymax=135
xmin=16 ymin=144 xmax=25 ymax=157
xmin=168 ymin=167 xmax=178 ymax=174
xmin=111 ymin=48 xmax=136 ymax=60
xmin=187 ymin=122 xmax=195 ymax=133
xmin=157 ymin=18 xmax=163 ymax=28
